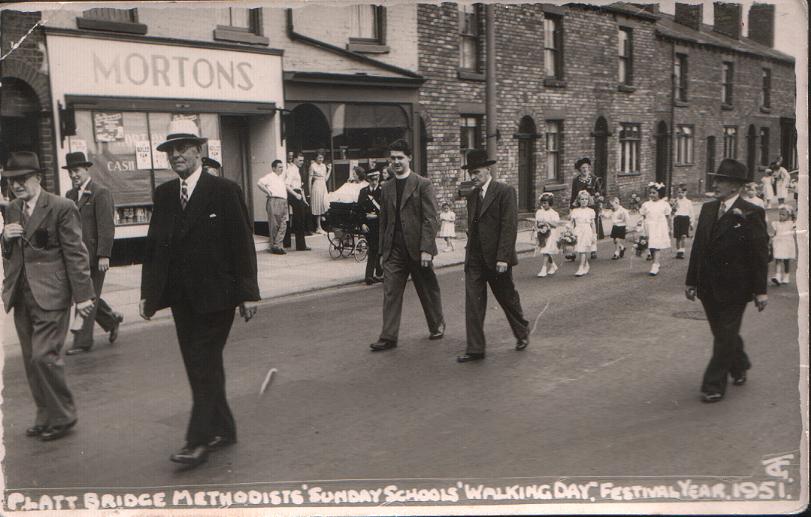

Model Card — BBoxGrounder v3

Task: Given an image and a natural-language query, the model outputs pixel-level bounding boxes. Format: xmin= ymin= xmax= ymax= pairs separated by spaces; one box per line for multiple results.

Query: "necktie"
xmin=717 ymin=202 xmax=726 ymax=220
xmin=180 ymin=180 xmax=189 ymax=210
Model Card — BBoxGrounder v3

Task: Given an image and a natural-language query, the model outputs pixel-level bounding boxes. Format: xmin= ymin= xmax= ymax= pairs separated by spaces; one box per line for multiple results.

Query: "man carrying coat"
xmin=140 ymin=119 xmax=260 ymax=467
xmin=458 ymin=150 xmax=529 ymax=362
xmin=685 ymin=158 xmax=769 ymax=403
xmin=2 ymin=151 xmax=95 ymax=441
xmin=369 ymin=139 xmax=445 ymax=351
xmin=63 ymin=151 xmax=124 ymax=355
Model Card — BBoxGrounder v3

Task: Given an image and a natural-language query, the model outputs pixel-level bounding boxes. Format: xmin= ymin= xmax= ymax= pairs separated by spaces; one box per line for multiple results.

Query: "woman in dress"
xmin=773 ymin=158 xmax=790 ymax=205
xmin=438 ymin=202 xmax=456 ymax=252
xmin=309 ymin=151 xmax=331 ymax=233
xmin=571 ymin=190 xmax=596 ymax=277
xmin=570 ymin=157 xmax=603 ymax=258
xmin=639 ymin=182 xmax=671 ymax=276
xmin=761 ymin=168 xmax=777 ymax=208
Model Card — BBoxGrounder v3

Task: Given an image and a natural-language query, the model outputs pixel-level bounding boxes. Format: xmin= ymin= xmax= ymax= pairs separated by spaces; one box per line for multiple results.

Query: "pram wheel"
xmin=340 ymin=233 xmax=355 ymax=257
xmin=328 ymin=241 xmax=342 ymax=258
xmin=354 ymin=237 xmax=369 ymax=262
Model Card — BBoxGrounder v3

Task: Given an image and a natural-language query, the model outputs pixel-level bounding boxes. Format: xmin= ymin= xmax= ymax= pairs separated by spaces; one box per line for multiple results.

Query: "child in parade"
xmin=671 ymin=184 xmax=694 ymax=259
xmin=438 ymin=202 xmax=456 ymax=252
xmin=770 ymin=205 xmax=797 ymax=286
xmin=534 ymin=192 xmax=560 ymax=277
xmin=640 ymin=182 xmax=671 ymax=276
xmin=761 ymin=167 xmax=777 ymax=208
xmin=774 ymin=158 xmax=790 ymax=205
xmin=743 ymin=182 xmax=766 ymax=208
xmin=608 ymin=197 xmax=628 ymax=259
xmin=571 ymin=190 xmax=596 ymax=277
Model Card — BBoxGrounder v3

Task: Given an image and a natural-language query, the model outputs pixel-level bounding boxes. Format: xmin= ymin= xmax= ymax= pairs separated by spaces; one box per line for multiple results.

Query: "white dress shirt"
xmin=180 ymin=167 xmax=203 ymax=200
xmin=479 ymin=178 xmax=492 ymax=198
xmin=257 ymin=171 xmax=288 ymax=198
xmin=720 ymin=194 xmax=740 ymax=215
xmin=285 ymin=163 xmax=302 ymax=190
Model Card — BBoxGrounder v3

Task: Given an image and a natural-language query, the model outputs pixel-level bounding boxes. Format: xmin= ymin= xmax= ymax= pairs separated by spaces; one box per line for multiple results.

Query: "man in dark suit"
xmin=457 ymin=150 xmax=529 ymax=363
xmin=63 ymin=152 xmax=124 ymax=355
xmin=358 ymin=165 xmax=383 ymax=285
xmin=2 ymin=151 xmax=96 ymax=441
xmin=139 ymin=119 xmax=260 ymax=467
xmin=282 ymin=152 xmax=310 ymax=251
xmin=369 ymin=139 xmax=444 ymax=351
xmin=685 ymin=158 xmax=769 ymax=403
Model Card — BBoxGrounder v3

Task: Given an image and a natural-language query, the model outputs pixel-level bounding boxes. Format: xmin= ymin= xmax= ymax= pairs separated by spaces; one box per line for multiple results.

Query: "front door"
xmin=593 ymin=117 xmax=608 ymax=194
xmin=705 ymin=136 xmax=716 ymax=192
xmin=746 ymin=125 xmax=757 ymax=180
xmin=655 ymin=121 xmax=669 ymax=185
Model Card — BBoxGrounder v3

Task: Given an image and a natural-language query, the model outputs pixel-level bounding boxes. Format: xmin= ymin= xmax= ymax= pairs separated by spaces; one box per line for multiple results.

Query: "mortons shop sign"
xmin=46 ymin=34 xmax=282 ymax=102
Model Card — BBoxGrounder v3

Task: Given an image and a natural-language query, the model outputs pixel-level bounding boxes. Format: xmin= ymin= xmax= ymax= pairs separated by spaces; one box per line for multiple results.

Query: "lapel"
xmin=711 ymin=197 xmax=744 ymax=241
xmin=399 ymin=173 xmax=419 ymax=212
xmin=77 ymin=180 xmax=93 ymax=210
xmin=177 ymin=172 xmax=213 ymax=241
xmin=25 ymin=190 xmax=51 ymax=238
xmin=66 ymin=187 xmax=78 ymax=204
xmin=479 ymin=180 xmax=497 ymax=216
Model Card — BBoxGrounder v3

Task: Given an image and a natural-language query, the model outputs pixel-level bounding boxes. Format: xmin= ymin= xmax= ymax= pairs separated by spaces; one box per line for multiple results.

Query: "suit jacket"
xmin=685 ymin=197 xmax=769 ymax=304
xmin=140 ymin=172 xmax=261 ymax=316
xmin=378 ymin=172 xmax=439 ymax=261
xmin=358 ymin=184 xmax=382 ymax=235
xmin=465 ymin=180 xmax=519 ymax=270
xmin=1 ymin=191 xmax=95 ymax=312
xmin=66 ymin=179 xmax=115 ymax=268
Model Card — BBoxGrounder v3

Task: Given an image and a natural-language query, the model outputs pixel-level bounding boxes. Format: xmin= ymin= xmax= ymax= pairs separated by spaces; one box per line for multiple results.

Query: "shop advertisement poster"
xmin=92 ymin=112 xmax=125 ymax=143
xmin=208 ymin=139 xmax=222 ymax=164
xmin=68 ymin=137 xmax=87 ymax=156
xmin=134 ymin=141 xmax=153 ymax=170
xmin=150 ymin=142 xmax=171 ymax=170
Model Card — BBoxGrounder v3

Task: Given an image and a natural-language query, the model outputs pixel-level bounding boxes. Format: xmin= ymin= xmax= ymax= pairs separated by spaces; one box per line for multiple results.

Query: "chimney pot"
xmin=674 ymin=3 xmax=703 ymax=31
xmin=713 ymin=2 xmax=743 ymax=40
xmin=748 ymin=3 xmax=775 ymax=47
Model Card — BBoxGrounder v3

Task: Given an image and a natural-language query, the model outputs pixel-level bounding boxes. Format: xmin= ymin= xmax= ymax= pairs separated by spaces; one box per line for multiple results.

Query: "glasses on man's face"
xmin=10 ymin=174 xmax=35 ymax=186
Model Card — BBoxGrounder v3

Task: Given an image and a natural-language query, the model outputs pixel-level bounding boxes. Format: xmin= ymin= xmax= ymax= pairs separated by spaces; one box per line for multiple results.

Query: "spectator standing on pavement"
xmin=438 ymin=202 xmax=456 ymax=252
xmin=282 ymin=152 xmax=310 ymax=252
xmin=2 ymin=151 xmax=95 ymax=441
xmin=685 ymin=158 xmax=769 ymax=403
xmin=62 ymin=152 xmax=124 ymax=355
xmin=773 ymin=158 xmax=790 ymax=205
xmin=607 ymin=197 xmax=628 ymax=260
xmin=457 ymin=149 xmax=529 ymax=363
xmin=202 ymin=157 xmax=221 ymax=176
xmin=257 ymin=160 xmax=290 ymax=255
xmin=309 ymin=151 xmax=331 ymax=234
xmin=671 ymin=184 xmax=694 ymax=260
xmin=571 ymin=190 xmax=596 ymax=277
xmin=369 ymin=139 xmax=445 ymax=352
xmin=139 ymin=119 xmax=260 ymax=467
xmin=761 ymin=168 xmax=777 ymax=208
xmin=769 ymin=205 xmax=796 ymax=286
xmin=640 ymin=182 xmax=672 ymax=276
xmin=358 ymin=166 xmax=383 ymax=285
xmin=534 ymin=192 xmax=560 ymax=277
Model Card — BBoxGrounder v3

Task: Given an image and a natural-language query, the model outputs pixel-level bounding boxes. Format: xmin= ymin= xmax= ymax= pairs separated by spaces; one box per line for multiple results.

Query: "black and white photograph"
xmin=0 ymin=0 xmax=807 ymax=514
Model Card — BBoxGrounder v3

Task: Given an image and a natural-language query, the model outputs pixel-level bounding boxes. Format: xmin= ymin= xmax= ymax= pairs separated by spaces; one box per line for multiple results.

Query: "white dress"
xmin=439 ymin=211 xmax=456 ymax=238
xmin=309 ymin=162 xmax=329 ymax=215
xmin=570 ymin=207 xmax=596 ymax=253
xmin=535 ymin=208 xmax=560 ymax=255
xmin=761 ymin=175 xmax=777 ymax=204
xmin=775 ymin=167 xmax=790 ymax=199
xmin=771 ymin=220 xmax=796 ymax=260
xmin=640 ymin=199 xmax=672 ymax=250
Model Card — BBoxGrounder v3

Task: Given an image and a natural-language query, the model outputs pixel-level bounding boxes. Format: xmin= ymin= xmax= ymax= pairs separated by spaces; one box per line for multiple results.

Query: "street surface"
xmin=1 ymin=241 xmax=802 ymax=496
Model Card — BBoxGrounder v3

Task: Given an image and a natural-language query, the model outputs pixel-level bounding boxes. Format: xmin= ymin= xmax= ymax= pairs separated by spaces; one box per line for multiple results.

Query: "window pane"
xmin=351 ymin=5 xmax=377 ymax=39
xmin=544 ymin=19 xmax=556 ymax=48
xmin=544 ymin=50 xmax=556 ymax=77
xmin=460 ymin=38 xmax=477 ymax=69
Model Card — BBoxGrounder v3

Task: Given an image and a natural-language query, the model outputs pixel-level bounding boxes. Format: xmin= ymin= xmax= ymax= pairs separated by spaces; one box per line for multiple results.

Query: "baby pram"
xmin=323 ymin=202 xmax=369 ymax=261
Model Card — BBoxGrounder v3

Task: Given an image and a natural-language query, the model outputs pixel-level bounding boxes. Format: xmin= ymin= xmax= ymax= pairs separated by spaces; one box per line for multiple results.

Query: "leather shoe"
xmin=66 ymin=346 xmax=92 ymax=356
xmin=457 ymin=352 xmax=485 ymax=363
xmin=297 ymin=246 xmax=312 ymax=251
xmin=26 ymin=425 xmax=46 ymax=437
xmin=109 ymin=313 xmax=124 ymax=344
xmin=269 ymin=247 xmax=287 ymax=255
xmin=515 ymin=337 xmax=529 ymax=351
xmin=429 ymin=322 xmax=445 ymax=340
xmin=39 ymin=420 xmax=77 ymax=441
xmin=370 ymin=339 xmax=397 ymax=351
xmin=170 ymin=445 xmax=209 ymax=466
xmin=732 ymin=372 xmax=747 ymax=386
xmin=207 ymin=435 xmax=236 ymax=450
xmin=701 ymin=392 xmax=724 ymax=403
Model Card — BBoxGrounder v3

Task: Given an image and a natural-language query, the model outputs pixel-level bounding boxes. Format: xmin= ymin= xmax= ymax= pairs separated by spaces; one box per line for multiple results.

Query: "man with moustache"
xmin=63 ymin=151 xmax=124 ymax=355
xmin=140 ymin=119 xmax=260 ymax=467
xmin=369 ymin=139 xmax=445 ymax=351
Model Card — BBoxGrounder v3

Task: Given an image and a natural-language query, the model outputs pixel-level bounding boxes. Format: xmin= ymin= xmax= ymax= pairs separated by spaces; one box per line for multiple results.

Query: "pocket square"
xmin=209 ymin=213 xmax=217 ymax=219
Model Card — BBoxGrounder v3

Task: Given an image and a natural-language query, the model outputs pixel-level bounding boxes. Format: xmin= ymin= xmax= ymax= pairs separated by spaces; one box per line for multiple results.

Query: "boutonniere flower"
xmin=731 ymin=208 xmax=744 ymax=218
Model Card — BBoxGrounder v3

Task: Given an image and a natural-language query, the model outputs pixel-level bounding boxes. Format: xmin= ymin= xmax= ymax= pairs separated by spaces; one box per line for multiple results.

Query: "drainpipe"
xmin=668 ymin=40 xmax=676 ymax=196
xmin=485 ymin=4 xmax=497 ymax=164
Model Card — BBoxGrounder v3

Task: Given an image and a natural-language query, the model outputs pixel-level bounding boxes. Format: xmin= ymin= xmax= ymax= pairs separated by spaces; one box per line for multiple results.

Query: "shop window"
xmin=618 ymin=27 xmax=633 ymax=86
xmin=544 ymin=15 xmax=564 ymax=82
xmin=460 ymin=115 xmax=483 ymax=167
xmin=214 ymin=8 xmax=269 ymax=45
xmin=459 ymin=4 xmax=481 ymax=75
xmin=348 ymin=6 xmax=388 ymax=53
xmin=674 ymin=54 xmax=688 ymax=102
xmin=761 ymin=68 xmax=771 ymax=109
xmin=619 ymin=123 xmax=640 ymax=174
xmin=77 ymin=8 xmax=147 ymax=34
xmin=723 ymin=126 xmax=738 ymax=159
xmin=722 ymin=61 xmax=734 ymax=106
xmin=675 ymin=125 xmax=694 ymax=165
xmin=760 ymin=127 xmax=770 ymax=166
xmin=545 ymin=120 xmax=562 ymax=182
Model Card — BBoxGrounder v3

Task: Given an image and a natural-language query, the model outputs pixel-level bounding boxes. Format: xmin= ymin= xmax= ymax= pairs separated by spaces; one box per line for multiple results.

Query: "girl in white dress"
xmin=639 ymin=183 xmax=671 ymax=276
xmin=571 ymin=190 xmax=596 ymax=277
xmin=438 ymin=202 xmax=456 ymax=251
xmin=534 ymin=192 xmax=560 ymax=277
xmin=761 ymin=169 xmax=777 ymax=208
xmin=309 ymin=152 xmax=331 ymax=233
xmin=770 ymin=205 xmax=797 ymax=285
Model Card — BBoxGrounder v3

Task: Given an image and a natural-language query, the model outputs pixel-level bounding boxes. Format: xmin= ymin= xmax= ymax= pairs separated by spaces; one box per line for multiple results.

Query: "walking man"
xmin=686 ymin=159 xmax=769 ymax=403
xmin=369 ymin=139 xmax=444 ymax=351
xmin=458 ymin=150 xmax=529 ymax=363
xmin=63 ymin=151 xmax=124 ymax=355
xmin=257 ymin=160 xmax=289 ymax=255
xmin=358 ymin=165 xmax=383 ymax=284
xmin=2 ymin=151 xmax=95 ymax=441
xmin=283 ymin=152 xmax=310 ymax=251
xmin=139 ymin=119 xmax=260 ymax=467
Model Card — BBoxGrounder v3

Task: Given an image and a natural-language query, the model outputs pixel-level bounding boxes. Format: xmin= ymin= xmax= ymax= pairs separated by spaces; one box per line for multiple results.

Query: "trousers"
xmin=72 ymin=266 xmax=118 ymax=348
xmin=700 ymin=298 xmax=750 ymax=395
xmin=267 ymin=197 xmax=289 ymax=248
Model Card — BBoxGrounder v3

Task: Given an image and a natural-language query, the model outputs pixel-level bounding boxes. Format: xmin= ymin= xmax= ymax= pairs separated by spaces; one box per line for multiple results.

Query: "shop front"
xmin=45 ymin=30 xmax=285 ymax=257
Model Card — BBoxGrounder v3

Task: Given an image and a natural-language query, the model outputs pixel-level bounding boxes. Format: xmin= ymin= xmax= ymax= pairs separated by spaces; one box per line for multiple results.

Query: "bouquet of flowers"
xmin=632 ymin=234 xmax=649 ymax=256
xmin=536 ymin=222 xmax=551 ymax=249
xmin=558 ymin=227 xmax=577 ymax=260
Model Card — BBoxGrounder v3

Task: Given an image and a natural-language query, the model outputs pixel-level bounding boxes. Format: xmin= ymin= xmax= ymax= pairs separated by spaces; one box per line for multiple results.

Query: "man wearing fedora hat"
xmin=139 ymin=118 xmax=260 ymax=467
xmin=62 ymin=151 xmax=124 ymax=355
xmin=2 ymin=151 xmax=96 ymax=441
xmin=686 ymin=158 xmax=769 ymax=403
xmin=457 ymin=149 xmax=529 ymax=363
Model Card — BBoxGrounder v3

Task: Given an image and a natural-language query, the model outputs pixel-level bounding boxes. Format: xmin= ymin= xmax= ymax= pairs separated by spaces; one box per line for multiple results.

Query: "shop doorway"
xmin=705 ymin=136 xmax=716 ymax=192
xmin=289 ymin=104 xmax=331 ymax=195
xmin=220 ymin=116 xmax=250 ymax=198
xmin=517 ymin=116 xmax=537 ymax=211
xmin=1 ymin=78 xmax=40 ymax=194
xmin=746 ymin=124 xmax=757 ymax=180
xmin=593 ymin=117 xmax=608 ymax=194
xmin=655 ymin=121 xmax=669 ymax=185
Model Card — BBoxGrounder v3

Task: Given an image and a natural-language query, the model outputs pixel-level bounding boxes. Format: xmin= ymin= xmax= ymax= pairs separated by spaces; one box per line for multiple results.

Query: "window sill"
xmin=617 ymin=84 xmax=636 ymax=93
xmin=457 ymin=69 xmax=485 ymax=81
xmin=760 ymin=106 xmax=772 ymax=113
xmin=213 ymin=28 xmax=269 ymax=46
xmin=673 ymin=163 xmax=695 ymax=167
xmin=347 ymin=41 xmax=390 ymax=54
xmin=543 ymin=184 xmax=567 ymax=192
xmin=76 ymin=18 xmax=147 ymax=34
xmin=544 ymin=78 xmax=567 ymax=88
xmin=673 ymin=100 xmax=689 ymax=108
xmin=721 ymin=103 xmax=734 ymax=111
xmin=617 ymin=172 xmax=642 ymax=177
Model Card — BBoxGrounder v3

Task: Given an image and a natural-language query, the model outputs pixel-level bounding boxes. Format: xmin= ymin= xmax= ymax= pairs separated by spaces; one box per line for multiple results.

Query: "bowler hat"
xmin=202 ymin=157 xmax=221 ymax=169
xmin=2 ymin=151 xmax=43 ymax=178
xmin=461 ymin=149 xmax=496 ymax=170
xmin=61 ymin=151 xmax=93 ymax=170
xmin=574 ymin=157 xmax=592 ymax=170
xmin=156 ymin=119 xmax=208 ymax=152
xmin=709 ymin=159 xmax=749 ymax=183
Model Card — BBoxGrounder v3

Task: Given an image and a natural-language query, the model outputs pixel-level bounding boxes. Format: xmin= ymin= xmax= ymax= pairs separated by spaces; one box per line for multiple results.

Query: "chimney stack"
xmin=748 ymin=3 xmax=775 ymax=47
xmin=632 ymin=4 xmax=660 ymax=14
xmin=713 ymin=2 xmax=743 ymax=40
xmin=674 ymin=3 xmax=703 ymax=31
